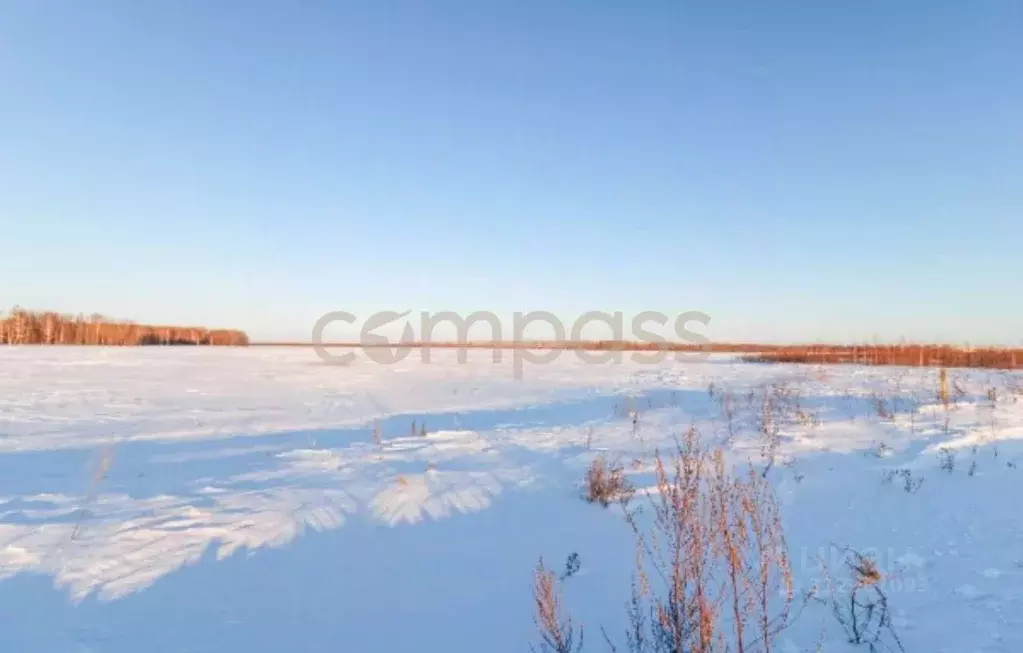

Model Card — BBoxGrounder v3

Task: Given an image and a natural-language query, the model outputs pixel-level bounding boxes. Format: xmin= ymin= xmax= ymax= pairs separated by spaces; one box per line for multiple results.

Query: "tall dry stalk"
xmin=532 ymin=559 xmax=584 ymax=653
xmin=608 ymin=428 xmax=794 ymax=653
xmin=757 ymin=391 xmax=782 ymax=478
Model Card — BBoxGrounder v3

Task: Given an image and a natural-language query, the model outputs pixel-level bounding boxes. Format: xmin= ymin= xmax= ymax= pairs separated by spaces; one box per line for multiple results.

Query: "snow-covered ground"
xmin=1 ymin=347 xmax=1022 ymax=652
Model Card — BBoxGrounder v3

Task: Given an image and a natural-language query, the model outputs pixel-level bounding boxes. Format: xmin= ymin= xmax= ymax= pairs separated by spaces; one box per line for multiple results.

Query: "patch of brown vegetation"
xmin=584 ymin=454 xmax=634 ymax=507
xmin=535 ymin=428 xmax=796 ymax=653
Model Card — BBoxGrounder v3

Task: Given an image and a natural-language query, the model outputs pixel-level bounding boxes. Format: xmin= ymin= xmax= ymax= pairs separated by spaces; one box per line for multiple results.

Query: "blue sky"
xmin=1 ymin=1 xmax=1020 ymax=344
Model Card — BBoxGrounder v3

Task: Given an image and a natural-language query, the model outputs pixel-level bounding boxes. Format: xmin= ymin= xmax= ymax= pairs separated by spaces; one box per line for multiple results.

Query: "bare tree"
xmin=41 ymin=312 xmax=58 ymax=344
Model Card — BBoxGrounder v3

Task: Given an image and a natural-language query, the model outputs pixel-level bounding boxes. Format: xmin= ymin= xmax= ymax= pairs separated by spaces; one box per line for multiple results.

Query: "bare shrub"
xmin=938 ymin=448 xmax=956 ymax=473
xmin=605 ymin=428 xmax=795 ymax=653
xmin=952 ymin=380 xmax=967 ymax=403
xmin=757 ymin=391 xmax=782 ymax=478
xmin=718 ymin=392 xmax=738 ymax=445
xmin=883 ymin=468 xmax=923 ymax=493
xmin=902 ymin=471 xmax=924 ymax=493
xmin=794 ymin=409 xmax=820 ymax=429
xmin=870 ymin=394 xmax=893 ymax=421
xmin=532 ymin=558 xmax=584 ymax=653
xmin=821 ymin=549 xmax=905 ymax=652
xmin=887 ymin=372 xmax=907 ymax=416
xmin=907 ymin=396 xmax=919 ymax=434
xmin=783 ymin=459 xmax=805 ymax=483
xmin=561 ymin=553 xmax=581 ymax=581
xmin=585 ymin=454 xmax=635 ymax=508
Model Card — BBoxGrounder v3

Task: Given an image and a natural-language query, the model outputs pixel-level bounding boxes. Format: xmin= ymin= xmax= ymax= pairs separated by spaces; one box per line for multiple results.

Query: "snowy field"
xmin=1 ymin=347 xmax=1022 ymax=652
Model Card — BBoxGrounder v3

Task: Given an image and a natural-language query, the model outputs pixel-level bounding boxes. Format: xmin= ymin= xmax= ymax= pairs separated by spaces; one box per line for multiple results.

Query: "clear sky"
xmin=1 ymin=1 xmax=1020 ymax=344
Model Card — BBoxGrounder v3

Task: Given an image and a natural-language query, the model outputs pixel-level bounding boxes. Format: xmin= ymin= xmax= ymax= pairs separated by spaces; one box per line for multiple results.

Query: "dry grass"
xmin=543 ymin=428 xmax=796 ymax=653
xmin=620 ymin=430 xmax=794 ymax=653
xmin=584 ymin=454 xmax=635 ymax=508
xmin=532 ymin=559 xmax=584 ymax=653
xmin=530 ymin=358 xmax=1023 ymax=651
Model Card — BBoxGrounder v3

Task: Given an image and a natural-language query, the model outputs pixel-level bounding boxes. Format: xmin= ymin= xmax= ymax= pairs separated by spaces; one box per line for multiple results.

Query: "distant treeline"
xmin=743 ymin=344 xmax=1021 ymax=370
xmin=265 ymin=339 xmax=1021 ymax=370
xmin=0 ymin=308 xmax=249 ymax=346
